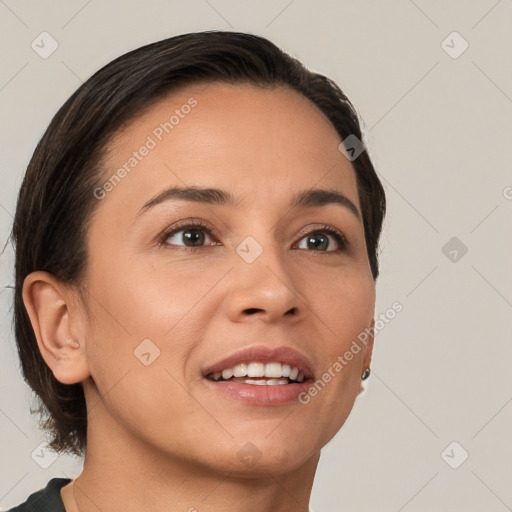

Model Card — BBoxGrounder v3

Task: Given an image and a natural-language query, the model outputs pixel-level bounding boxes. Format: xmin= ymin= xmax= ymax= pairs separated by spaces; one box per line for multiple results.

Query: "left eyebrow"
xmin=292 ymin=188 xmax=361 ymax=220
xmin=136 ymin=185 xmax=361 ymax=221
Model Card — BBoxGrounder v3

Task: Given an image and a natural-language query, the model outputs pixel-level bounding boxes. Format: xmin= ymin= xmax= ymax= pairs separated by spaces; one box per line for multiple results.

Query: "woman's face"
xmin=79 ymin=82 xmax=375 ymax=475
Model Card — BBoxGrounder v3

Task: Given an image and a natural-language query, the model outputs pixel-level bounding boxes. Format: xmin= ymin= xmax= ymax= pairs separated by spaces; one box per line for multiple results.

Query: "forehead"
xmin=96 ymin=82 xmax=359 ymax=214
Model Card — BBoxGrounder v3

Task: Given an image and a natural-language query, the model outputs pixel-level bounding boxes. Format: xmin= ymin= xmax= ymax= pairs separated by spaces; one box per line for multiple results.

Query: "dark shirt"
xmin=7 ymin=478 xmax=70 ymax=511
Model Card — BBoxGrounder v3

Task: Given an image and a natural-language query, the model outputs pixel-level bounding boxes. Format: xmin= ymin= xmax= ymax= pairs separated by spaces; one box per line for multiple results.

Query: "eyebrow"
xmin=137 ymin=186 xmax=361 ymax=220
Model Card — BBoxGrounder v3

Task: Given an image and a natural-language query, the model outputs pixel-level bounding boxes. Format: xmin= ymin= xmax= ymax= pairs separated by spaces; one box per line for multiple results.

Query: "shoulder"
xmin=6 ymin=478 xmax=71 ymax=512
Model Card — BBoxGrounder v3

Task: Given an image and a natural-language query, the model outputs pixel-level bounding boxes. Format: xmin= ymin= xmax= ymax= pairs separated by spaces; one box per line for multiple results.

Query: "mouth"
xmin=205 ymin=361 xmax=306 ymax=385
xmin=202 ymin=345 xmax=314 ymax=405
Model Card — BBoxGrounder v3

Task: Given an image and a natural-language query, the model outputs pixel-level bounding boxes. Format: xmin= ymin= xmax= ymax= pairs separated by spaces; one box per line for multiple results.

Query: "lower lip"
xmin=203 ymin=378 xmax=311 ymax=406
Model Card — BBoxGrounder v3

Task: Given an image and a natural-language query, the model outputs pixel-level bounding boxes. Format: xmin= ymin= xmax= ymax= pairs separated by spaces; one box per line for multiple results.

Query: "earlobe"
xmin=357 ymin=318 xmax=375 ymax=397
xmin=22 ymin=271 xmax=90 ymax=385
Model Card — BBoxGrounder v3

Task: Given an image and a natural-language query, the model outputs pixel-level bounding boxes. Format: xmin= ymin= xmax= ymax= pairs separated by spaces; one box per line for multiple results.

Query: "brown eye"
xmin=296 ymin=227 xmax=348 ymax=252
xmin=166 ymin=228 xmax=209 ymax=247
xmin=161 ymin=222 xmax=217 ymax=249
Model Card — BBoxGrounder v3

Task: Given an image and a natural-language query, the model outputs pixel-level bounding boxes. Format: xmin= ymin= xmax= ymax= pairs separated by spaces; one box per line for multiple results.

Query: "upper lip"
xmin=202 ymin=344 xmax=314 ymax=380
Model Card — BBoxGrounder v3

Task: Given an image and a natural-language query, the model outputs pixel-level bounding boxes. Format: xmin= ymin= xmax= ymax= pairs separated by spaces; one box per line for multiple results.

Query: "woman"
xmin=8 ymin=30 xmax=386 ymax=511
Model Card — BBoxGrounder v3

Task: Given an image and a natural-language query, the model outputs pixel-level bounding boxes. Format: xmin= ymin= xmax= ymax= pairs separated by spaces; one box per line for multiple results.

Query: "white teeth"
xmin=289 ymin=366 xmax=299 ymax=380
xmin=264 ymin=362 xmax=283 ymax=378
xmin=244 ymin=379 xmax=267 ymax=385
xmin=233 ymin=363 xmax=248 ymax=377
xmin=243 ymin=378 xmax=288 ymax=386
xmin=266 ymin=378 xmax=288 ymax=386
xmin=247 ymin=362 xmax=265 ymax=377
xmin=210 ymin=361 xmax=304 ymax=382
xmin=222 ymin=368 xmax=234 ymax=380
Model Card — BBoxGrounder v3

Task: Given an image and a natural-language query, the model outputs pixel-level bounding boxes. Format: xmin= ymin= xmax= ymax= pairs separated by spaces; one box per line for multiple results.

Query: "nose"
xmin=223 ymin=235 xmax=305 ymax=325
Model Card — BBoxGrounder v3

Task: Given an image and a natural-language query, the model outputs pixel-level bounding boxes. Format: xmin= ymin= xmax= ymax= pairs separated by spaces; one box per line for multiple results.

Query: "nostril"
xmin=245 ymin=308 xmax=263 ymax=314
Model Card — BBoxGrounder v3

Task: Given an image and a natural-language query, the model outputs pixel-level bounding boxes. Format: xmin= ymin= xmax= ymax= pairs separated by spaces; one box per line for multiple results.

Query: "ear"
xmin=22 ymin=271 xmax=91 ymax=385
xmin=362 ymin=317 xmax=375 ymax=374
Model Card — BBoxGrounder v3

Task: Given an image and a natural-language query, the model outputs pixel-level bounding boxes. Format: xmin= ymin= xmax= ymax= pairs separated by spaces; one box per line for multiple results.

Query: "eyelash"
xmin=158 ymin=219 xmax=349 ymax=253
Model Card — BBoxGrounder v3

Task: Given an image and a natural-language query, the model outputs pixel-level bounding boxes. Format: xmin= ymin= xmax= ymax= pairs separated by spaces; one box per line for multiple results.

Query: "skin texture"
xmin=23 ymin=83 xmax=375 ymax=512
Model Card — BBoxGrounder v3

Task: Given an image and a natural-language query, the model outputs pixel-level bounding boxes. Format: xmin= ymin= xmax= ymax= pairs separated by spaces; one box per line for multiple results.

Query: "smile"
xmin=206 ymin=361 xmax=305 ymax=385
xmin=202 ymin=345 xmax=314 ymax=405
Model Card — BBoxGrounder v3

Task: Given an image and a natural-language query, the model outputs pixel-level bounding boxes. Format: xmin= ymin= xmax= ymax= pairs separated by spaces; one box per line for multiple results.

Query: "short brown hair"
xmin=11 ymin=30 xmax=386 ymax=456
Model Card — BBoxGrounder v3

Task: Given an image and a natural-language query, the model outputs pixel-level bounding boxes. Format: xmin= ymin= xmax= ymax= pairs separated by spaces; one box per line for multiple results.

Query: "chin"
xmin=199 ymin=425 xmax=323 ymax=477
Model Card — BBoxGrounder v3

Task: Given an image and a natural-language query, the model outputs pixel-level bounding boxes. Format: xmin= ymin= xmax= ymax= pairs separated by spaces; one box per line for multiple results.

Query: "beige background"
xmin=1 ymin=1 xmax=511 ymax=510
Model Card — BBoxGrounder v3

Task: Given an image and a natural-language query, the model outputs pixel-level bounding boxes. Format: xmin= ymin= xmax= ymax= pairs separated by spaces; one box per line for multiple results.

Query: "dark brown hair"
xmin=11 ymin=30 xmax=386 ymax=456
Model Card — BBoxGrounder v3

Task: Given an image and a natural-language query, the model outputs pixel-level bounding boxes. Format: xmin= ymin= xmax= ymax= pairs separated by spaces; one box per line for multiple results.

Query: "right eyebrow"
xmin=138 ymin=186 xmax=237 ymax=216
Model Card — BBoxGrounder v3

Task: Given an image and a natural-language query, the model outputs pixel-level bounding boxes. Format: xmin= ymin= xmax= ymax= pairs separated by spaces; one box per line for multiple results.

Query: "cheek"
xmin=85 ymin=358 xmax=215 ymax=457
xmin=309 ymin=267 xmax=375 ymax=347
xmin=298 ymin=270 xmax=374 ymax=429
xmin=81 ymin=264 xmax=213 ymax=448
xmin=86 ymin=250 xmax=225 ymax=339
xmin=82 ymin=254 xmax=229 ymax=399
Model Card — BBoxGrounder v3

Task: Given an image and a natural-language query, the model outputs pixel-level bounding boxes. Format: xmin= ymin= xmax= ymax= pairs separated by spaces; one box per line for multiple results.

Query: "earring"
xmin=361 ymin=368 xmax=371 ymax=380
xmin=66 ymin=339 xmax=80 ymax=348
